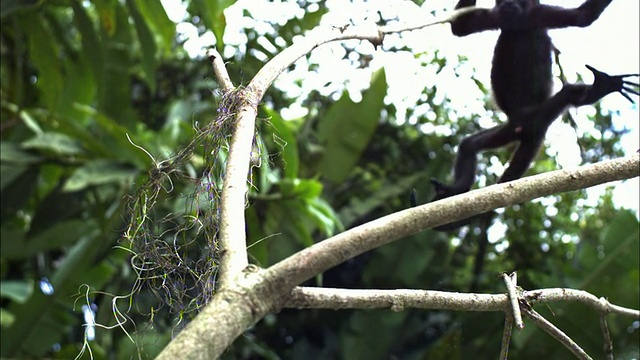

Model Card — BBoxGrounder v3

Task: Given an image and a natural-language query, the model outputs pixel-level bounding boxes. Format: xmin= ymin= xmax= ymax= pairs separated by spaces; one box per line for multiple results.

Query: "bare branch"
xmin=380 ymin=6 xmax=479 ymax=34
xmin=266 ymin=155 xmax=640 ymax=291
xmin=525 ymin=288 xmax=640 ymax=318
xmin=599 ymin=311 xmax=614 ymax=360
xmin=502 ymin=272 xmax=524 ymax=329
xmin=216 ymin=102 xmax=256 ymax=288
xmin=285 ymin=287 xmax=508 ymax=311
xmin=500 ymin=313 xmax=513 ymax=360
xmin=206 ymin=48 xmax=234 ymax=92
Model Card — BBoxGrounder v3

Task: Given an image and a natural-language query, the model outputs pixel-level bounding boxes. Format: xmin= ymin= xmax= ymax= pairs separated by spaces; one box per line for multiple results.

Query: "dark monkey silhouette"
xmin=429 ymin=0 xmax=639 ymax=230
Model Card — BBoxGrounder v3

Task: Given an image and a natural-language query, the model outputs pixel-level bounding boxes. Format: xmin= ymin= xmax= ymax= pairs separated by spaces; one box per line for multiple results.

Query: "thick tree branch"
xmin=205 ymin=48 xmax=252 ymax=289
xmin=266 ymin=155 xmax=639 ymax=292
xmin=158 ymin=155 xmax=638 ymax=359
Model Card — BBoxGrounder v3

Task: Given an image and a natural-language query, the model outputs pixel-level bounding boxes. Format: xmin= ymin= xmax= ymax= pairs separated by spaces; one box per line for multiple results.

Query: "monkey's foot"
xmin=429 ymin=178 xmax=474 ymax=231
xmin=430 ymin=178 xmax=467 ymax=202
xmin=578 ymin=65 xmax=640 ymax=105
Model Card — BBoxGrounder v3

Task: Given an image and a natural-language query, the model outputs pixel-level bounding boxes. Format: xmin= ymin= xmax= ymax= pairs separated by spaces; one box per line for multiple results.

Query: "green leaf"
xmin=339 ymin=173 xmax=423 ymax=228
xmin=318 ymin=69 xmax=387 ymax=183
xmin=127 ymin=0 xmax=157 ymax=90
xmin=0 ymin=142 xmax=43 ymax=164
xmin=22 ymin=132 xmax=84 ymax=156
xmin=0 ymin=308 xmax=16 ymax=327
xmin=97 ymin=2 xmax=136 ymax=128
xmin=134 ymin=0 xmax=176 ymax=56
xmin=264 ymin=107 xmax=299 ymax=178
xmin=193 ymin=0 xmax=236 ymax=49
xmin=92 ymin=0 xmax=117 ymax=36
xmin=305 ymin=198 xmax=343 ymax=236
xmin=280 ymin=178 xmax=322 ymax=198
xmin=0 ymin=0 xmax=39 ymax=18
xmin=72 ymin=104 xmax=154 ymax=168
xmin=26 ymin=12 xmax=64 ymax=110
xmin=72 ymin=1 xmax=104 ymax=87
xmin=0 ymin=281 xmax=34 ymax=304
xmin=63 ymin=159 xmax=138 ymax=192
xmin=1 ymin=219 xmax=98 ymax=259
xmin=0 ymin=166 xmax=38 ymax=222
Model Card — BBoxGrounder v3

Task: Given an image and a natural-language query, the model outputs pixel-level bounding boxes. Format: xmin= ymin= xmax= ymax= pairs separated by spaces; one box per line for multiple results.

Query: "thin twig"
xmin=599 ymin=297 xmax=614 ymax=360
xmin=522 ymin=306 xmax=592 ymax=360
xmin=206 ymin=48 xmax=234 ymax=92
xmin=502 ymin=272 xmax=524 ymax=329
xmin=499 ymin=313 xmax=513 ymax=360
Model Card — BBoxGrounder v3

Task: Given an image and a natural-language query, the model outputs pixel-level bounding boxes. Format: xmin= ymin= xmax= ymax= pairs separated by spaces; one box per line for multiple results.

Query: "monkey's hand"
xmin=581 ymin=65 xmax=640 ymax=104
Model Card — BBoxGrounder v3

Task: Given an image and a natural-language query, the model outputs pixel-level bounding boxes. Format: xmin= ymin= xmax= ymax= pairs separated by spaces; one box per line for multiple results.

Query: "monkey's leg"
xmin=431 ymin=124 xmax=515 ymax=201
xmin=497 ymin=84 xmax=590 ymax=183
xmin=498 ymin=136 xmax=545 ymax=183
xmin=433 ymin=126 xmax=534 ymax=231
xmin=431 ymin=125 xmax=516 ymax=231
xmin=452 ymin=125 xmax=516 ymax=191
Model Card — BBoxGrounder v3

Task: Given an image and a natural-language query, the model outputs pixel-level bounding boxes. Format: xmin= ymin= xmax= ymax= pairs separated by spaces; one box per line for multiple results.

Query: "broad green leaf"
xmin=1 ymin=220 xmax=97 ymax=259
xmin=580 ymin=209 xmax=639 ymax=303
xmin=72 ymin=1 xmax=104 ymax=87
xmin=22 ymin=132 xmax=84 ymax=156
xmin=92 ymin=0 xmax=117 ymax=36
xmin=0 ymin=166 xmax=38 ymax=222
xmin=339 ymin=173 xmax=422 ymax=228
xmin=0 ymin=164 xmax=28 ymax=191
xmin=98 ymin=2 xmax=136 ymax=128
xmin=192 ymin=0 xmax=236 ymax=49
xmin=279 ymin=178 xmax=322 ymax=199
xmin=0 ymin=308 xmax=15 ymax=327
xmin=1 ymin=232 xmax=107 ymax=357
xmin=0 ymin=281 xmax=34 ymax=304
xmin=341 ymin=311 xmax=407 ymax=360
xmin=0 ymin=0 xmax=38 ymax=18
xmin=0 ymin=142 xmax=43 ymax=164
xmin=318 ymin=69 xmax=387 ymax=183
xmin=63 ymin=159 xmax=138 ymax=192
xmin=264 ymin=107 xmax=300 ymax=178
xmin=127 ymin=0 xmax=157 ymax=91
xmin=26 ymin=12 xmax=63 ymax=110
xmin=134 ymin=0 xmax=176 ymax=55
xmin=72 ymin=104 xmax=154 ymax=168
xmin=305 ymin=198 xmax=343 ymax=236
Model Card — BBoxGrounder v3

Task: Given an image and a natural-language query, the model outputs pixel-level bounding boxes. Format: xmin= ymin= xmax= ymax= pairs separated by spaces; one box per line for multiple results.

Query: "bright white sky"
xmin=161 ymin=0 xmax=639 ymax=217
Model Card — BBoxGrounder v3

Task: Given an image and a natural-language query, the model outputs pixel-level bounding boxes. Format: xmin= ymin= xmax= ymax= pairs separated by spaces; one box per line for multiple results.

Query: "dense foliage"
xmin=1 ymin=1 xmax=637 ymax=359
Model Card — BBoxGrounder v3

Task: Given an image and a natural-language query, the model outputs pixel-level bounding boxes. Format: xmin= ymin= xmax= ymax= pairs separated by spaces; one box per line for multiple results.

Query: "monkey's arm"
xmin=531 ymin=0 xmax=613 ymax=29
xmin=451 ymin=0 xmax=500 ymax=36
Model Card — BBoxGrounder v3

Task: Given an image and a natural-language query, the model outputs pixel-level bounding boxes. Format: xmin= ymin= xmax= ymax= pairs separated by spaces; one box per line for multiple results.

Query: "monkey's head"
xmin=495 ymin=0 xmax=536 ymax=29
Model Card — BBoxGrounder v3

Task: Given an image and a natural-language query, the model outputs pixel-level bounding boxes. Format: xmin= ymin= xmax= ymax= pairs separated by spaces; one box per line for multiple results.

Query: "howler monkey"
xmin=430 ymin=0 xmax=639 ymax=230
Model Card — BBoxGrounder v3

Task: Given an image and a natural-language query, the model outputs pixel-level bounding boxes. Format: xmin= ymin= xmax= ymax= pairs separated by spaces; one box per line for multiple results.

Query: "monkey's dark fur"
xmin=429 ymin=0 xmax=639 ymax=230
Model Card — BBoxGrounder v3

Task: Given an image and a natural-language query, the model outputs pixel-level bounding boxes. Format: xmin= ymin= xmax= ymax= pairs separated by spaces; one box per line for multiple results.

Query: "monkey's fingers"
xmin=622 ymin=84 xmax=640 ymax=96
xmin=617 ymin=73 xmax=640 ymax=78
xmin=618 ymin=90 xmax=634 ymax=104
xmin=619 ymin=81 xmax=640 ymax=103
